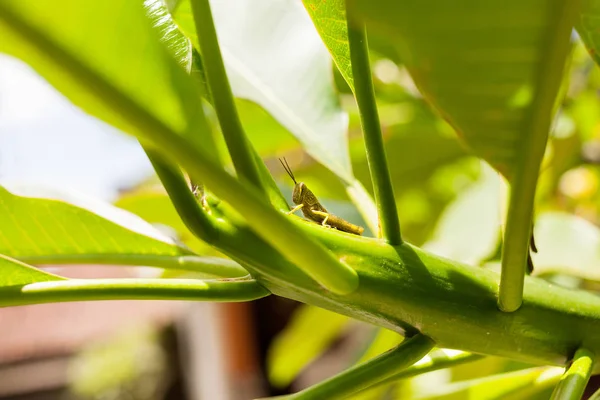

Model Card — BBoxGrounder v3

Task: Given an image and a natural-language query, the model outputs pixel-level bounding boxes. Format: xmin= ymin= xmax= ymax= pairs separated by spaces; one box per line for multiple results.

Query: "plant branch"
xmin=22 ymin=254 xmax=248 ymax=278
xmin=347 ymin=20 xmax=401 ymax=245
xmin=550 ymin=348 xmax=595 ymax=400
xmin=189 ymin=0 xmax=264 ymax=192
xmin=499 ymin=0 xmax=581 ymax=312
xmin=287 ymin=334 xmax=435 ymax=400
xmin=288 ymin=334 xmax=435 ymax=400
xmin=0 ymin=278 xmax=270 ymax=307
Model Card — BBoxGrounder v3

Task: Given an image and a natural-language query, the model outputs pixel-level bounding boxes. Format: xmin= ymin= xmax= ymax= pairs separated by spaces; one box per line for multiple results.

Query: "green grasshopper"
xmin=279 ymin=158 xmax=364 ymax=236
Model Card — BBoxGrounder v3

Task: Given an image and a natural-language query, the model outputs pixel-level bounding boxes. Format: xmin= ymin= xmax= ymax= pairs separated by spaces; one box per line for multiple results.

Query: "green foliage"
xmin=0 ymin=183 xmax=193 ymax=262
xmin=1 ymin=0 xmax=600 ymax=398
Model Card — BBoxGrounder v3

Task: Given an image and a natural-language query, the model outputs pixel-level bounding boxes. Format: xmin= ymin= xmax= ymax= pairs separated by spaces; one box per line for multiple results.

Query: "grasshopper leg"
xmin=287 ymin=204 xmax=304 ymax=215
xmin=312 ymin=210 xmax=332 ymax=228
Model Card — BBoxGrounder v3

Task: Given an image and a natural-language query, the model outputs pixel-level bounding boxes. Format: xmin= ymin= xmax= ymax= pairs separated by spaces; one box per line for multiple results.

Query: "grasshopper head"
xmin=292 ymin=182 xmax=305 ymax=204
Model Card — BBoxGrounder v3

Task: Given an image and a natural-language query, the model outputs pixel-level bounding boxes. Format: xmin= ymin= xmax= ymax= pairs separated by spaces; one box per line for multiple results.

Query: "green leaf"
xmin=424 ymin=164 xmax=502 ymax=265
xmin=303 ymin=0 xmax=353 ymax=91
xmin=532 ymin=212 xmax=600 ymax=280
xmin=0 ymin=0 xmax=215 ymax=161
xmin=0 ymin=183 xmax=194 ymax=265
xmin=350 ymin=0 xmax=574 ymax=181
xmin=0 ymin=254 xmax=64 ymax=286
xmin=267 ymin=305 xmax=350 ymax=388
xmin=170 ymin=0 xmax=353 ymax=182
xmin=415 ymin=367 xmax=563 ymax=400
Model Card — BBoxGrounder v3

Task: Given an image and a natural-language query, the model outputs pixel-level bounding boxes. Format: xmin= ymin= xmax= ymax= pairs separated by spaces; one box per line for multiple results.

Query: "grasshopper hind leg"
xmin=312 ymin=210 xmax=332 ymax=229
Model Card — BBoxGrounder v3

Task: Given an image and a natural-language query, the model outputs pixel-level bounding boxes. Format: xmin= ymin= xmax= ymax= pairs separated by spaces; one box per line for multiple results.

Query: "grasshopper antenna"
xmin=278 ymin=157 xmax=297 ymax=184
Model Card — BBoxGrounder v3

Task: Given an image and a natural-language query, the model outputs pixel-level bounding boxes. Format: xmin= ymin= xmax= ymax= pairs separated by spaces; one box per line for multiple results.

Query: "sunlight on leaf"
xmin=144 ymin=0 xmax=192 ymax=70
xmin=303 ymin=0 xmax=354 ymax=91
xmin=0 ymin=0 xmax=216 ymax=159
xmin=171 ymin=0 xmax=353 ymax=182
xmin=0 ymin=183 xmax=193 ymax=263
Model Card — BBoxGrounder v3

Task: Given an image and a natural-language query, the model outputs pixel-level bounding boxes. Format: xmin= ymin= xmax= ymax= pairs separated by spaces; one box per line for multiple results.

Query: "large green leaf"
xmin=170 ymin=0 xmax=353 ymax=182
xmin=0 ymin=183 xmax=194 ymax=265
xmin=267 ymin=305 xmax=350 ymax=388
xmin=0 ymin=254 xmax=64 ymax=286
xmin=0 ymin=0 xmax=215 ymax=160
xmin=350 ymin=0 xmax=575 ymax=181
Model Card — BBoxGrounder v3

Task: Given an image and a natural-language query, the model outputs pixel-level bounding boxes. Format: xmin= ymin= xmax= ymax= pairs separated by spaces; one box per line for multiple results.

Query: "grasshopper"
xmin=279 ymin=158 xmax=364 ymax=236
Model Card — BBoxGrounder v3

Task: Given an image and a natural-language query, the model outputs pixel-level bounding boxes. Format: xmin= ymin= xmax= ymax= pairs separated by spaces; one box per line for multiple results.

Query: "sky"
xmin=0 ymin=54 xmax=153 ymax=201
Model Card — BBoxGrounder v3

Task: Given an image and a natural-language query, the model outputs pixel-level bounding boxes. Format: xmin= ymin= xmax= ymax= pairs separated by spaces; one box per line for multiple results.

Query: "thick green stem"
xmin=347 ymin=21 xmax=401 ymax=245
xmin=288 ymin=334 xmax=435 ymax=400
xmin=22 ymin=255 xmax=248 ymax=278
xmin=550 ymin=348 xmax=595 ymax=400
xmin=0 ymin=278 xmax=269 ymax=306
xmin=499 ymin=0 xmax=580 ymax=312
xmin=189 ymin=0 xmax=263 ymax=192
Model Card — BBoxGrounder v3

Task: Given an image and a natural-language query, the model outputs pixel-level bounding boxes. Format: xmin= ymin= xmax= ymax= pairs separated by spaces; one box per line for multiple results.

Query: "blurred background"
xmin=2 ymin=0 xmax=600 ymax=399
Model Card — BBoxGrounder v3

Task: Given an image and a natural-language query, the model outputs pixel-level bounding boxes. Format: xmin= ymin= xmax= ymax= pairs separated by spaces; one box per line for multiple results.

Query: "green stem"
xmin=252 ymin=148 xmax=290 ymax=212
xmin=190 ymin=49 xmax=288 ymax=211
xmin=145 ymin=149 xmax=218 ymax=241
xmin=288 ymin=334 xmax=435 ymax=400
xmin=499 ymin=0 xmax=581 ymax=312
xmin=347 ymin=21 xmax=401 ymax=245
xmin=189 ymin=0 xmax=263 ymax=192
xmin=21 ymin=254 xmax=248 ymax=278
xmin=550 ymin=348 xmax=595 ymax=400
xmin=0 ymin=278 xmax=269 ymax=307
